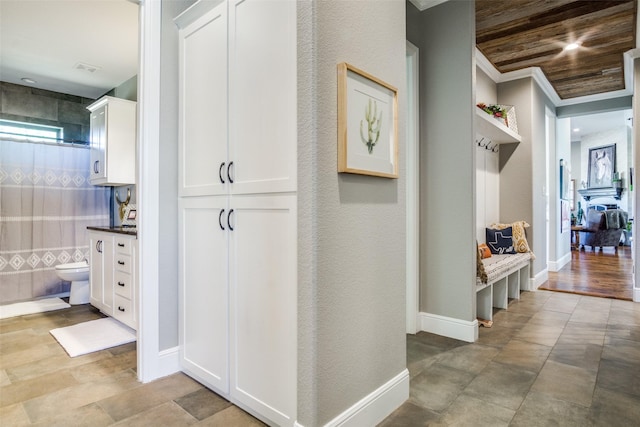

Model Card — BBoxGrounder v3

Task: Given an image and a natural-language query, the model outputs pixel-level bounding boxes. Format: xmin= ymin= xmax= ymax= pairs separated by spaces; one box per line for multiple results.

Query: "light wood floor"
xmin=0 ymin=304 xmax=265 ymax=426
xmin=542 ymin=245 xmax=633 ymax=300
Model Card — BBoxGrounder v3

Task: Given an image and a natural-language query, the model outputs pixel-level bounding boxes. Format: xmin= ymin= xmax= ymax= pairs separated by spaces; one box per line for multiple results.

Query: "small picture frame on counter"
xmin=127 ymin=209 xmax=137 ymax=220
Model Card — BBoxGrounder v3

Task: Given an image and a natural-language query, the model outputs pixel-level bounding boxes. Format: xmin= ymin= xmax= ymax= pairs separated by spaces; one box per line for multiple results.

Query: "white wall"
xmin=476 ymin=66 xmax=500 ymax=243
xmin=476 ymin=146 xmax=500 ymax=243
xmin=577 ymin=126 xmax=629 ymax=212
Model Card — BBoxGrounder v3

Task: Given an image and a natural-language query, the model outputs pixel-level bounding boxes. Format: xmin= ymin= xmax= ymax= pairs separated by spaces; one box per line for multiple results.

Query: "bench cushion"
xmin=481 ymin=253 xmax=532 ymax=284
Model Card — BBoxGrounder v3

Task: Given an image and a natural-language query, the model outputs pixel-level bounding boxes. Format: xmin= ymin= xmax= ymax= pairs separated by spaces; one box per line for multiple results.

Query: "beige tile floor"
xmin=2 ymin=291 xmax=639 ymax=426
xmin=0 ymin=304 xmax=266 ymax=427
xmin=380 ymin=290 xmax=640 ymax=426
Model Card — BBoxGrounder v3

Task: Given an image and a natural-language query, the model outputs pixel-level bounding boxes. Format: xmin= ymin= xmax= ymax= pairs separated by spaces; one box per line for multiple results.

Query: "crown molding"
xmin=475 ymin=48 xmax=634 ymax=107
xmin=408 ymin=0 xmax=449 ymax=11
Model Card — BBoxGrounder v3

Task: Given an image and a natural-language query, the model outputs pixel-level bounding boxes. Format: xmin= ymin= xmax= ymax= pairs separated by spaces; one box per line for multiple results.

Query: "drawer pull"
xmin=118 ymin=281 xmax=125 ymax=287
xmin=118 ymin=306 xmax=125 ymax=312
xmin=118 ymin=243 xmax=125 ymax=247
xmin=118 ymin=260 xmax=125 ymax=265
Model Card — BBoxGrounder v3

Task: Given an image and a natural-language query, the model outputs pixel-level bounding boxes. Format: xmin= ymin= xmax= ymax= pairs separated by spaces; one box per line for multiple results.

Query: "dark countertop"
xmin=87 ymin=226 xmax=137 ymax=236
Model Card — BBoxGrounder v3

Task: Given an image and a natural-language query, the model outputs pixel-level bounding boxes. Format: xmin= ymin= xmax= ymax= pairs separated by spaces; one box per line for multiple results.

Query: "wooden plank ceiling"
xmin=476 ymin=0 xmax=637 ymax=100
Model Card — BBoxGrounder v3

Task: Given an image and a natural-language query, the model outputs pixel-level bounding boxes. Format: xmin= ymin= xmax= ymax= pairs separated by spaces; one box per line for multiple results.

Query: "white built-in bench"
xmin=476 ymin=253 xmax=532 ymax=322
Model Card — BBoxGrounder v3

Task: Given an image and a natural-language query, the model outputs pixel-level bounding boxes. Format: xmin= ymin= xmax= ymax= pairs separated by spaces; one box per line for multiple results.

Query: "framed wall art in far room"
xmin=587 ymin=144 xmax=615 ymax=188
xmin=337 ymin=62 xmax=398 ymax=178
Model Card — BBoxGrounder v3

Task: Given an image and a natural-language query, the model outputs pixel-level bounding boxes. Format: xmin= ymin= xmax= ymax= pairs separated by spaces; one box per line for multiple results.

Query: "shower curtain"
xmin=0 ymin=138 xmax=110 ymax=304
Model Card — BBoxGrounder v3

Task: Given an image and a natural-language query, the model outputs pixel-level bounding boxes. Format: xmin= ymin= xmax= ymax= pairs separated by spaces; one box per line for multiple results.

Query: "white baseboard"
xmin=157 ymin=346 xmax=181 ymax=377
xmin=634 ymin=287 xmax=640 ymax=303
xmin=530 ymin=268 xmax=549 ymax=290
xmin=323 ymin=369 xmax=409 ymax=427
xmin=139 ymin=346 xmax=181 ymax=383
xmin=419 ymin=312 xmax=478 ymax=342
xmin=548 ymin=252 xmax=571 ymax=272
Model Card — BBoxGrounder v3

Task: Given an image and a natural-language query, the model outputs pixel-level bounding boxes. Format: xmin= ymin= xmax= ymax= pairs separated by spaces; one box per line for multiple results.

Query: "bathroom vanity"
xmin=88 ymin=227 xmax=137 ymax=330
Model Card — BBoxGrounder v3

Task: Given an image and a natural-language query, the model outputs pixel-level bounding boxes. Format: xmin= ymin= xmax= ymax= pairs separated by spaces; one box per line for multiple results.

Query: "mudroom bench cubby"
xmin=476 ymin=253 xmax=532 ymax=322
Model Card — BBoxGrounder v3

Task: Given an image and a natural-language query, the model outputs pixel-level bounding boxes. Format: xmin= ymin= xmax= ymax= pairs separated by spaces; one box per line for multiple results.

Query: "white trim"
xmin=406 ymin=41 xmax=420 ymax=334
xmin=137 ymin=0 xmax=166 ymax=383
xmin=530 ymin=268 xmax=549 ymax=291
xmin=418 ymin=312 xmax=478 ymax=343
xmin=634 ymin=287 xmax=640 ymax=303
xmin=548 ymin=252 xmax=571 ymax=272
xmin=408 ymin=0 xmax=449 ymax=11
xmin=323 ymin=369 xmax=409 ymax=427
xmin=154 ymin=346 xmax=181 ymax=378
xmin=475 ymin=48 xmax=634 ymax=107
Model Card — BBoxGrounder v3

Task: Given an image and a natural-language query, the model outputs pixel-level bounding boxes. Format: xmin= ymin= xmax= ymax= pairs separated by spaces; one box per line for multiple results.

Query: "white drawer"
xmin=114 ymin=270 xmax=132 ymax=299
xmin=114 ymin=237 xmax=133 ymax=255
xmin=114 ymin=254 xmax=132 ymax=274
xmin=113 ymin=295 xmax=135 ymax=330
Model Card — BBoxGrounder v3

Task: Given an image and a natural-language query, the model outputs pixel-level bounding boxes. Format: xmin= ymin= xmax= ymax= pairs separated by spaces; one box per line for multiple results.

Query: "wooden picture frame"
xmin=587 ymin=144 xmax=615 ymax=188
xmin=337 ymin=63 xmax=398 ymax=178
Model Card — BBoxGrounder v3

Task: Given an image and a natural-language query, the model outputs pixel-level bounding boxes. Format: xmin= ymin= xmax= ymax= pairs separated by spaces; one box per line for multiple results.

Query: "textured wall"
xmin=312 ymin=0 xmax=407 ymax=424
xmin=156 ymin=0 xmax=195 ymax=351
xmin=296 ymin=0 xmax=315 ymax=424
xmin=408 ymin=0 xmax=476 ymax=321
xmin=0 ymin=82 xmax=92 ymax=143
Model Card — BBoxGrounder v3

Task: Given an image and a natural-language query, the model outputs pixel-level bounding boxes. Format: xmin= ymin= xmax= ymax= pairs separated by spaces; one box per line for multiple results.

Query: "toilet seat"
xmin=55 ymin=262 xmax=89 ymax=271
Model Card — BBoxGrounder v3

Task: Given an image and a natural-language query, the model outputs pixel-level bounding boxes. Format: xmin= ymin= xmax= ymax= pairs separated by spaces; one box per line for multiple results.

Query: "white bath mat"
xmin=0 ymin=298 xmax=71 ymax=319
xmin=50 ymin=317 xmax=136 ymax=357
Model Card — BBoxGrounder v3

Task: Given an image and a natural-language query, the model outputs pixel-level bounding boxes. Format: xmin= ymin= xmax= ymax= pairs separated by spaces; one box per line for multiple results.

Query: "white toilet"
xmin=55 ymin=261 xmax=90 ymax=305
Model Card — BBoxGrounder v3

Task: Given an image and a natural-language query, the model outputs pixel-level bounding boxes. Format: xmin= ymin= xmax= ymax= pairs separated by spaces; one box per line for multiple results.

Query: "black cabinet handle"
xmin=227 ymin=161 xmax=234 ymax=183
xmin=97 ymin=240 xmax=102 ymax=253
xmin=219 ymin=162 xmax=226 ymax=184
xmin=219 ymin=209 xmax=225 ymax=230
xmin=118 ymin=306 xmax=125 ymax=312
xmin=118 ymin=260 xmax=125 ymax=265
xmin=118 ymin=282 xmax=125 ymax=287
xmin=118 ymin=243 xmax=125 ymax=247
xmin=228 ymin=209 xmax=234 ymax=231
xmin=94 ymin=160 xmax=99 ymax=174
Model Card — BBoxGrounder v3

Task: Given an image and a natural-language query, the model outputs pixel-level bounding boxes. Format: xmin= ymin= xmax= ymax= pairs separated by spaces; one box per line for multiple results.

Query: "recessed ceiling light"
xmin=564 ymin=42 xmax=581 ymax=51
xmin=573 ymin=128 xmax=580 ymax=132
xmin=21 ymin=77 xmax=37 ymax=84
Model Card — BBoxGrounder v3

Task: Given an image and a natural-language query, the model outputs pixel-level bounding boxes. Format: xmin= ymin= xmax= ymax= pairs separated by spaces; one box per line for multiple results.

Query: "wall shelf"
xmin=475 ymin=109 xmax=521 ymax=144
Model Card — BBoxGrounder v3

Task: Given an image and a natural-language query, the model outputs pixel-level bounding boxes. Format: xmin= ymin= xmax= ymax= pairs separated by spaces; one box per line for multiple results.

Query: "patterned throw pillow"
xmin=486 ymin=227 xmax=516 ymax=254
xmin=478 ymin=243 xmax=492 ymax=259
xmin=489 ymin=221 xmax=532 ymax=254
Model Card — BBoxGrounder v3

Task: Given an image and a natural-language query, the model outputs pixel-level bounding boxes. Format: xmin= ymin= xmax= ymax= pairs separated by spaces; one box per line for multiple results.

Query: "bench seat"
xmin=476 ymin=252 xmax=533 ymax=322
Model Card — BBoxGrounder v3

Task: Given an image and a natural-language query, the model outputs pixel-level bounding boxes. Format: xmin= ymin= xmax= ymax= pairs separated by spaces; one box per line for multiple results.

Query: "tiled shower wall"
xmin=0 ymin=81 xmax=94 ymax=143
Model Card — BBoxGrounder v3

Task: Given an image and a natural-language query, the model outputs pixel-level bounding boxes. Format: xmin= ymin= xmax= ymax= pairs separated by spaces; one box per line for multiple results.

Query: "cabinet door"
xmin=102 ymin=236 xmax=114 ymax=316
xmin=179 ymin=196 xmax=229 ymax=393
xmin=228 ymin=0 xmax=296 ymax=195
xmin=89 ymin=105 xmax=107 ymax=184
xmin=178 ymin=2 xmax=228 ymax=197
xmin=228 ymin=194 xmax=296 ymax=426
xmin=89 ymin=232 xmax=104 ymax=310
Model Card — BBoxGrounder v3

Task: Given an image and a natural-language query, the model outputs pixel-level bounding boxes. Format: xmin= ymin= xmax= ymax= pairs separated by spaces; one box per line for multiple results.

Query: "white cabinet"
xmin=87 ymin=96 xmax=137 ymax=186
xmin=177 ymin=0 xmax=296 ymax=197
xmin=88 ymin=230 xmax=138 ymax=330
xmin=175 ymin=1 xmax=297 ymax=425
xmin=89 ymin=231 xmax=113 ymax=313
xmin=112 ymin=235 xmax=137 ymax=329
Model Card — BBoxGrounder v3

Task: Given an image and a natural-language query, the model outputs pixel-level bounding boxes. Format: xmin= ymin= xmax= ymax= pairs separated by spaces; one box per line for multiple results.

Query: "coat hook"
xmin=477 ymin=137 xmax=487 ymax=148
xmin=491 ymin=144 xmax=500 ymax=153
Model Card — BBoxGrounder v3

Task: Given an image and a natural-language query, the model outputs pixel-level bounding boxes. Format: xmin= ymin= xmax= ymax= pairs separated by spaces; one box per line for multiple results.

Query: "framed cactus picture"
xmin=337 ymin=62 xmax=398 ymax=178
